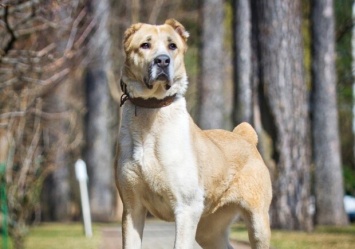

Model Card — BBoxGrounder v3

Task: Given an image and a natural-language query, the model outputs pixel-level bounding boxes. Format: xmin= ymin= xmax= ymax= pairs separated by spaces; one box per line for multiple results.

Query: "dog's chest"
xmin=119 ymin=105 xmax=200 ymax=219
xmin=128 ymin=115 xmax=194 ymax=189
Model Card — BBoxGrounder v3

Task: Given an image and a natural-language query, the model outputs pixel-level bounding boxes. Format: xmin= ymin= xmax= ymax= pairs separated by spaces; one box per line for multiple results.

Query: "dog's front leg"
xmin=122 ymin=203 xmax=147 ymax=249
xmin=174 ymin=202 xmax=203 ymax=249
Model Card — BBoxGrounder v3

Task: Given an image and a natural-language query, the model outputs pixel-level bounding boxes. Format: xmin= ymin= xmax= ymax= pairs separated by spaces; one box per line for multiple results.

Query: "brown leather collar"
xmin=128 ymin=95 xmax=177 ymax=108
xmin=120 ymin=80 xmax=177 ymax=109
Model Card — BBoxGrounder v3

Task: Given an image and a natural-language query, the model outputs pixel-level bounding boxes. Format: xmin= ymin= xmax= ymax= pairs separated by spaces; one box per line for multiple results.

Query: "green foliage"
xmin=224 ymin=0 xmax=233 ymax=49
xmin=344 ymin=165 xmax=355 ymax=195
xmin=335 ymin=0 xmax=355 ymax=194
xmin=335 ymin=0 xmax=353 ymax=94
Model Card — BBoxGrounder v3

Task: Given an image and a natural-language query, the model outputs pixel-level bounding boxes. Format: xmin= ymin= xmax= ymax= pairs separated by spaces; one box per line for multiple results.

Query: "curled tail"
xmin=233 ymin=122 xmax=258 ymax=146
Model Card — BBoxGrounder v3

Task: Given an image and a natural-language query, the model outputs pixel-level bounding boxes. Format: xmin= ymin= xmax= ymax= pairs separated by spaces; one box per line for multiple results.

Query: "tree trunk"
xmin=46 ymin=118 xmax=71 ymax=221
xmin=233 ymin=0 xmax=253 ymax=124
xmin=84 ymin=0 xmax=116 ymax=222
xmin=253 ymin=0 xmax=313 ymax=230
xmin=311 ymin=0 xmax=348 ymax=226
xmin=42 ymin=3 xmax=76 ymax=221
xmin=198 ymin=0 xmax=226 ymax=129
xmin=131 ymin=0 xmax=141 ymax=23
xmin=353 ymin=1 xmax=355 ymax=181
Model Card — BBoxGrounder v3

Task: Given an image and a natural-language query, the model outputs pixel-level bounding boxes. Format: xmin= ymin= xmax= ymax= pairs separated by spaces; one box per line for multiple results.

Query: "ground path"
xmin=100 ymin=219 xmax=251 ymax=249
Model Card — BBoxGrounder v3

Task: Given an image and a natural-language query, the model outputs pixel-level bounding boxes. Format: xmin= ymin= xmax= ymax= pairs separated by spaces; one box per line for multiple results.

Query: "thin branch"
xmin=1 ymin=43 xmax=56 ymax=58
xmin=3 ymin=4 xmax=17 ymax=54
xmin=74 ymin=18 xmax=96 ymax=49
xmin=336 ymin=18 xmax=354 ymax=42
xmin=15 ymin=90 xmax=29 ymax=154
xmin=18 ymin=120 xmax=41 ymax=189
xmin=42 ymin=56 xmax=66 ymax=72
xmin=66 ymin=8 xmax=87 ymax=52
xmin=30 ymin=15 xmax=60 ymax=29
xmin=5 ymin=135 xmax=16 ymax=182
xmin=37 ymin=43 xmax=56 ymax=57
xmin=38 ymin=68 xmax=70 ymax=86
xmin=0 ymin=109 xmax=71 ymax=120
xmin=0 ymin=77 xmax=17 ymax=89
xmin=0 ymin=111 xmax=25 ymax=119
xmin=15 ymin=23 xmax=50 ymax=37
xmin=12 ymin=5 xmax=37 ymax=31
xmin=0 ymin=0 xmax=40 ymax=18
xmin=148 ymin=0 xmax=165 ymax=24
xmin=33 ymin=111 xmax=71 ymax=120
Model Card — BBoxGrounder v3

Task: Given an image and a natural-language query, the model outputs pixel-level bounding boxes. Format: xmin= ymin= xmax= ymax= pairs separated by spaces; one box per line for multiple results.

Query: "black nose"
xmin=154 ymin=55 xmax=170 ymax=68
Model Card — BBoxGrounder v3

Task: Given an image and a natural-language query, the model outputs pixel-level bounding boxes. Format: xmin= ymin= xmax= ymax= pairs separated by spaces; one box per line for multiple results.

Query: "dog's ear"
xmin=165 ymin=19 xmax=189 ymax=43
xmin=123 ymin=23 xmax=143 ymax=51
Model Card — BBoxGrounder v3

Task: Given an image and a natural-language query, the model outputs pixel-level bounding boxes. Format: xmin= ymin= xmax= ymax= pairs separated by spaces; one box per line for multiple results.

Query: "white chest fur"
xmin=117 ymin=98 xmax=203 ymax=221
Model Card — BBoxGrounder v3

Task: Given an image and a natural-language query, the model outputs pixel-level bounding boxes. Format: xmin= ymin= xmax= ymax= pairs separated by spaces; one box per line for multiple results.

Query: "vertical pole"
xmin=75 ymin=159 xmax=93 ymax=237
xmin=79 ymin=179 xmax=92 ymax=237
xmin=0 ymin=163 xmax=8 ymax=249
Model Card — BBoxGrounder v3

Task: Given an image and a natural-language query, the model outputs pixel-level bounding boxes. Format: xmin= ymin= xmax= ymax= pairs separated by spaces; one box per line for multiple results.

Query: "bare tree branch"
xmin=0 ymin=0 xmax=41 ymax=18
xmin=18 ymin=114 xmax=41 ymax=190
xmin=0 ymin=1 xmax=90 ymax=246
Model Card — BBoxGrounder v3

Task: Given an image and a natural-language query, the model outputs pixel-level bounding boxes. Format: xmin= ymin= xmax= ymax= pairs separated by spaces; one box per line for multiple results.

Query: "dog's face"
xmin=122 ymin=19 xmax=189 ymax=99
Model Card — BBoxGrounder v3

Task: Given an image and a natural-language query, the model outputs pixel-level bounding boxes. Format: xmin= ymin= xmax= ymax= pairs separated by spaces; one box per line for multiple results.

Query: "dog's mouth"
xmin=145 ymin=65 xmax=172 ymax=90
xmin=155 ymin=72 xmax=171 ymax=90
xmin=156 ymin=72 xmax=169 ymax=81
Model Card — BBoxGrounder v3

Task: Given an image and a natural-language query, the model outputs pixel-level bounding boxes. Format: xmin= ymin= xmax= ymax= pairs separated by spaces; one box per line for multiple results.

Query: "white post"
xmin=75 ymin=159 xmax=93 ymax=237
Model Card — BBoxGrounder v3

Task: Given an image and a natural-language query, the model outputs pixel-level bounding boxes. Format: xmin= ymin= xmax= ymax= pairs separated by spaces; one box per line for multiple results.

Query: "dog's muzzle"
xmin=146 ymin=55 xmax=172 ymax=90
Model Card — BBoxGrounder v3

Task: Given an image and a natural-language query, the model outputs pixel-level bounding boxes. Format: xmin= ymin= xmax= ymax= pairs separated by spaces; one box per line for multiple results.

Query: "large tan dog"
xmin=116 ymin=19 xmax=272 ymax=249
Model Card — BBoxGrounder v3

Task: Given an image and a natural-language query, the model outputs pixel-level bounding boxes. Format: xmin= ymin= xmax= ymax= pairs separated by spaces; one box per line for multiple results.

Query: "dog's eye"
xmin=168 ymin=43 xmax=177 ymax=50
xmin=140 ymin=43 xmax=151 ymax=49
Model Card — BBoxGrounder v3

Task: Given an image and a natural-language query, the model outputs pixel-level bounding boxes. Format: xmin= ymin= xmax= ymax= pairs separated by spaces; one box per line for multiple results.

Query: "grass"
xmin=0 ymin=223 xmax=105 ymax=249
xmin=231 ymin=223 xmax=355 ymax=249
xmin=1 ymin=222 xmax=355 ymax=249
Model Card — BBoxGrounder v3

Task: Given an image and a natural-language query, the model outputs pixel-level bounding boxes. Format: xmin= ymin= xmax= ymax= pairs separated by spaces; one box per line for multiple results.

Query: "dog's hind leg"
xmin=242 ymin=209 xmax=270 ymax=249
xmin=195 ymin=205 xmax=236 ymax=249
xmin=121 ymin=201 xmax=147 ymax=249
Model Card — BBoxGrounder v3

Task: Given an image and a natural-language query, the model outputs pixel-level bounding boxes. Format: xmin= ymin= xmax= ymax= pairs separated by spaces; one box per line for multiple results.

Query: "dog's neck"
xmin=120 ymin=79 xmax=178 ymax=109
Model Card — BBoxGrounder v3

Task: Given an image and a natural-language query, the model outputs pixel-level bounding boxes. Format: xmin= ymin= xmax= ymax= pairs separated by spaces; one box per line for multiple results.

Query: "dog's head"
xmin=122 ymin=19 xmax=189 ymax=99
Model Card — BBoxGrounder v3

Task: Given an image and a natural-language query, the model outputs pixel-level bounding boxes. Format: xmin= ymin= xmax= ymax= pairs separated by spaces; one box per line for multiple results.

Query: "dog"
xmin=115 ymin=19 xmax=272 ymax=249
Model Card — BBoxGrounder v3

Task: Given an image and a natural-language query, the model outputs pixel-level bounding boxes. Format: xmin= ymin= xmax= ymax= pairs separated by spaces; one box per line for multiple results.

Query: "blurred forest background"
xmin=1 ymin=0 xmax=355 ymax=248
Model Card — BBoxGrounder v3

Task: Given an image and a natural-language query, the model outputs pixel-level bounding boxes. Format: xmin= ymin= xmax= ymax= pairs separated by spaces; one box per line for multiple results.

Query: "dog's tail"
xmin=233 ymin=122 xmax=258 ymax=146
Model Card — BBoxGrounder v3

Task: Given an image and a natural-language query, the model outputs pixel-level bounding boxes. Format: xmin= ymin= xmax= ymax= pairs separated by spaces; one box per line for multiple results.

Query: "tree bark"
xmin=198 ymin=0 xmax=226 ymax=129
xmin=84 ymin=0 xmax=116 ymax=222
xmin=311 ymin=0 xmax=348 ymax=226
xmin=131 ymin=0 xmax=141 ymax=23
xmin=42 ymin=4 xmax=76 ymax=221
xmin=253 ymin=0 xmax=313 ymax=230
xmin=233 ymin=0 xmax=253 ymax=124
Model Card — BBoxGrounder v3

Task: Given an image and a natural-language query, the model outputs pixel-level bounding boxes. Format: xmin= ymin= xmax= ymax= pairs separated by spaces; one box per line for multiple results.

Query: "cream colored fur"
xmin=115 ymin=19 xmax=272 ymax=249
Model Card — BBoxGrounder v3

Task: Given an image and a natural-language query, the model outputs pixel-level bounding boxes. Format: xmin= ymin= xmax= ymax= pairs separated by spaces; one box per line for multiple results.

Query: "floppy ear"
xmin=164 ymin=19 xmax=189 ymax=43
xmin=123 ymin=23 xmax=143 ymax=51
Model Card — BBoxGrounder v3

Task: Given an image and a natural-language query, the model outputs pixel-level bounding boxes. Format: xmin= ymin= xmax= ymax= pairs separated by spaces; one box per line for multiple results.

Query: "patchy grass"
xmin=231 ymin=223 xmax=355 ymax=249
xmin=0 ymin=223 xmax=105 ymax=249
xmin=26 ymin=223 xmax=102 ymax=249
xmin=1 ymin=222 xmax=354 ymax=249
